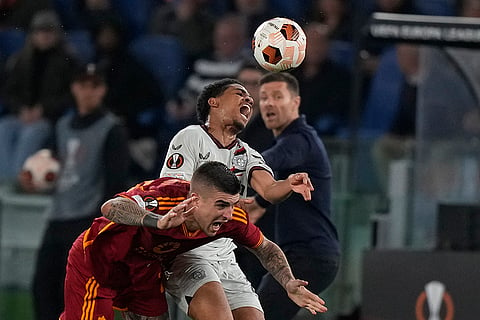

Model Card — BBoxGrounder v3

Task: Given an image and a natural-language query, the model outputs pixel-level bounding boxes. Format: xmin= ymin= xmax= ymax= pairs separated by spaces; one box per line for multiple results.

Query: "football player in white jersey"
xmin=159 ymin=78 xmax=315 ymax=320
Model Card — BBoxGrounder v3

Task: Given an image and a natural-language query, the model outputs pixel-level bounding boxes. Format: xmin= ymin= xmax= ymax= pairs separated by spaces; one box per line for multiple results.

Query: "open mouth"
xmin=240 ymin=105 xmax=251 ymax=120
xmin=211 ymin=221 xmax=224 ymax=233
xmin=265 ymin=111 xmax=276 ymax=120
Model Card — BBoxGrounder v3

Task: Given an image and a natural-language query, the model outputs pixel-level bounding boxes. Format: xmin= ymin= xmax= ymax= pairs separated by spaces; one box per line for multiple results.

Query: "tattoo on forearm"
xmin=104 ymin=198 xmax=146 ymax=226
xmin=252 ymin=239 xmax=294 ymax=288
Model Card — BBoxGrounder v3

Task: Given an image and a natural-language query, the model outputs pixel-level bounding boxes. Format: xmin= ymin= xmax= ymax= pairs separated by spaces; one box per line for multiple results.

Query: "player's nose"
xmin=245 ymin=95 xmax=254 ymax=106
xmin=222 ymin=208 xmax=233 ymax=220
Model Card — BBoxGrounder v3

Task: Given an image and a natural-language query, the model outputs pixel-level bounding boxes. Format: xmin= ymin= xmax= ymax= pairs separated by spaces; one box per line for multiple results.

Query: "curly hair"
xmin=196 ymin=78 xmax=242 ymax=124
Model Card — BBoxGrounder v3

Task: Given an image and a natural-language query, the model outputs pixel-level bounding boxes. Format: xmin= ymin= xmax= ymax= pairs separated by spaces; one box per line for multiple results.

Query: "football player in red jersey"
xmin=60 ymin=161 xmax=326 ymax=320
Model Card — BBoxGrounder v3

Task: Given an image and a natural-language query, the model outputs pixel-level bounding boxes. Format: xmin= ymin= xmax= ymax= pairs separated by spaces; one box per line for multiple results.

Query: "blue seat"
xmin=415 ymin=0 xmax=456 ymax=16
xmin=129 ymin=35 xmax=188 ymax=100
xmin=53 ymin=0 xmax=81 ymax=30
xmin=65 ymin=30 xmax=94 ymax=63
xmin=0 ymin=29 xmax=26 ymax=59
xmin=112 ymin=0 xmax=156 ymax=38
xmin=329 ymin=40 xmax=355 ymax=70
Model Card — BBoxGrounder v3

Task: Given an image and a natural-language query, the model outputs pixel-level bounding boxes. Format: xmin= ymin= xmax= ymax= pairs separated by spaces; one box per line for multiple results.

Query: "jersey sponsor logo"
xmin=152 ymin=241 xmax=181 ymax=254
xmin=199 ymin=152 xmax=210 ymax=160
xmin=166 ymin=153 xmax=184 ymax=169
xmin=143 ymin=196 xmax=158 ymax=211
xmin=172 ymin=144 xmax=182 ymax=150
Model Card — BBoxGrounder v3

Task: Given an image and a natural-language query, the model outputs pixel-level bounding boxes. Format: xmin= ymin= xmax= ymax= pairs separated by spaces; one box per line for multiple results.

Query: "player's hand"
xmin=242 ymin=198 xmax=266 ymax=224
xmin=157 ymin=196 xmax=196 ymax=229
xmin=285 ymin=279 xmax=328 ymax=315
xmin=288 ymin=173 xmax=314 ymax=201
xmin=236 ymin=197 xmax=254 ymax=211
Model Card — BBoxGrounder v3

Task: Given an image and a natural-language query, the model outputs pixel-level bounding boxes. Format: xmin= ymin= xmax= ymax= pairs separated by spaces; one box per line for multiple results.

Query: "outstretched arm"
xmin=250 ymin=170 xmax=314 ymax=204
xmin=248 ymin=238 xmax=327 ymax=315
xmin=101 ymin=196 xmax=195 ymax=229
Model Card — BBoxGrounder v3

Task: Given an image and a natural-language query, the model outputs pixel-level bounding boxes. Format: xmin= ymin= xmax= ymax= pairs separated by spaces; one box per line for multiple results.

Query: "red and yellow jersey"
xmin=81 ymin=177 xmax=264 ymax=289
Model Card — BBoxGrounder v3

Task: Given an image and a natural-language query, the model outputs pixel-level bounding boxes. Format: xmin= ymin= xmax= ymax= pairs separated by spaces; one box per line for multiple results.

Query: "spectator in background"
xmin=457 ymin=0 xmax=480 ymax=17
xmin=292 ymin=23 xmax=351 ymax=137
xmin=0 ymin=10 xmax=78 ymax=183
xmin=156 ymin=88 xmax=198 ymax=168
xmin=76 ymin=0 xmax=122 ymax=33
xmin=182 ymin=13 xmax=251 ymax=97
xmin=355 ymin=0 xmax=416 ymax=78
xmin=18 ymin=63 xmax=130 ymax=320
xmin=371 ymin=44 xmax=419 ymax=198
xmin=149 ymin=0 xmax=215 ymax=62
xmin=90 ymin=18 xmax=164 ymax=180
xmin=231 ymin=0 xmax=273 ymax=36
xmin=0 ymin=0 xmax=52 ymax=30
xmin=308 ymin=0 xmax=353 ymax=42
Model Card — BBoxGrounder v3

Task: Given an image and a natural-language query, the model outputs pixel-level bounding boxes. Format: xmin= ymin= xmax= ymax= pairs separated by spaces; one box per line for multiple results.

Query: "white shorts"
xmin=164 ymin=255 xmax=263 ymax=313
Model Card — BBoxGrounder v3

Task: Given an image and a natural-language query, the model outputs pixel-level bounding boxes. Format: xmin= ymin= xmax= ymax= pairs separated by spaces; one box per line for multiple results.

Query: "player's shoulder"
xmin=133 ymin=177 xmax=190 ymax=192
xmin=236 ymin=138 xmax=258 ymax=154
xmin=174 ymin=125 xmax=204 ymax=138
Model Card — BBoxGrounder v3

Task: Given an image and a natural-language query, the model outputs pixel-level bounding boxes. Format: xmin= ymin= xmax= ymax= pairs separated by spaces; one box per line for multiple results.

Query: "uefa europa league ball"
xmin=252 ymin=17 xmax=307 ymax=72
xmin=22 ymin=149 xmax=60 ymax=192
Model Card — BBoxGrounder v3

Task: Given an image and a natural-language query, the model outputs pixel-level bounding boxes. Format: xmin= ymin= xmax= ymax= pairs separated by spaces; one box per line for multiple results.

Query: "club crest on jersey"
xmin=166 ymin=153 xmax=184 ymax=169
xmin=143 ymin=196 xmax=158 ymax=211
xmin=199 ymin=152 xmax=210 ymax=160
xmin=232 ymin=146 xmax=247 ymax=171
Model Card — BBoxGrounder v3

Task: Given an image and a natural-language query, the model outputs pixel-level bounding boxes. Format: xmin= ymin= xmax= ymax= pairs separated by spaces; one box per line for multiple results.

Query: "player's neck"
xmin=206 ymin=124 xmax=237 ymax=146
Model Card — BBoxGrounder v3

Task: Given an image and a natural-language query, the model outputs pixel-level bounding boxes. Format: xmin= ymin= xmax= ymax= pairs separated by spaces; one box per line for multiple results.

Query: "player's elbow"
xmin=101 ymin=199 xmax=114 ymax=219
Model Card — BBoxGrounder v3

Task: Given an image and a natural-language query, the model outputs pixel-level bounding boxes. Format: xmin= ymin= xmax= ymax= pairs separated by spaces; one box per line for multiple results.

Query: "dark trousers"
xmin=32 ymin=215 xmax=95 ymax=320
xmin=257 ymin=250 xmax=340 ymax=320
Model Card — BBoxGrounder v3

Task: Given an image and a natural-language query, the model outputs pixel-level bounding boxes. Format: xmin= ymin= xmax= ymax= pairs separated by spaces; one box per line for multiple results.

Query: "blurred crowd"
xmin=0 ymin=0 xmax=476 ymax=186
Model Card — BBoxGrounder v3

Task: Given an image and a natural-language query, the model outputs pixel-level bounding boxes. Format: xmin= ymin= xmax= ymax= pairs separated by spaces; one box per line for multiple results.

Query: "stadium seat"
xmin=65 ymin=29 xmax=94 ymax=63
xmin=0 ymin=29 xmax=26 ymax=59
xmin=269 ymin=0 xmax=311 ymax=21
xmin=53 ymin=0 xmax=81 ymax=30
xmin=415 ymin=0 xmax=456 ymax=16
xmin=129 ymin=35 xmax=188 ymax=100
xmin=329 ymin=40 xmax=355 ymax=70
xmin=112 ymin=0 xmax=155 ymax=38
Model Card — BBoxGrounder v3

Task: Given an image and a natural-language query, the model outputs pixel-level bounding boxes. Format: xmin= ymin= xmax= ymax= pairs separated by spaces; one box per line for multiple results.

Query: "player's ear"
xmin=208 ymin=97 xmax=218 ymax=108
xmin=190 ymin=193 xmax=200 ymax=203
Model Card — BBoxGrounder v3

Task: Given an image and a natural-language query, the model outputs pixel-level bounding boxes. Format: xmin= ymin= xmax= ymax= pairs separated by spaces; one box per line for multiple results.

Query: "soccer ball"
xmin=22 ymin=149 xmax=60 ymax=192
xmin=252 ymin=17 xmax=307 ymax=72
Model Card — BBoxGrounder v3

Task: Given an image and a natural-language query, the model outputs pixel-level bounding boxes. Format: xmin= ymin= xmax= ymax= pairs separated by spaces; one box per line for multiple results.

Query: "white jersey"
xmin=160 ymin=124 xmax=273 ymax=259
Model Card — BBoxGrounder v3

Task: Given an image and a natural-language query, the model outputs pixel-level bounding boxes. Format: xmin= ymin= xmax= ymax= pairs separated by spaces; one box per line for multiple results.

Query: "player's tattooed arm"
xmin=250 ymin=238 xmax=294 ymax=288
xmin=101 ymin=196 xmax=196 ymax=229
xmin=249 ymin=237 xmax=328 ymax=314
xmin=101 ymin=197 xmax=159 ymax=227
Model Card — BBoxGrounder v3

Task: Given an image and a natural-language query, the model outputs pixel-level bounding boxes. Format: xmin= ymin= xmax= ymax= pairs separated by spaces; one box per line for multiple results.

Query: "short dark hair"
xmin=196 ymin=78 xmax=242 ymax=124
xmin=191 ymin=161 xmax=240 ymax=195
xmin=259 ymin=72 xmax=299 ymax=96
